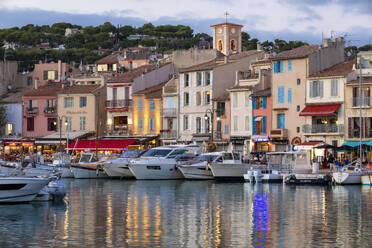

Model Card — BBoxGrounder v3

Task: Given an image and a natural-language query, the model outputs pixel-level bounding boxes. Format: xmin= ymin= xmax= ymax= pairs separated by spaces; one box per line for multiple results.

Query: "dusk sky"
xmin=0 ymin=0 xmax=371 ymax=46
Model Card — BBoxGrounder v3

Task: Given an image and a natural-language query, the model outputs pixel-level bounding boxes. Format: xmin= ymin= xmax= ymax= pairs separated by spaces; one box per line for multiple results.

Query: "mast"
xmin=359 ymin=56 xmax=362 ymax=166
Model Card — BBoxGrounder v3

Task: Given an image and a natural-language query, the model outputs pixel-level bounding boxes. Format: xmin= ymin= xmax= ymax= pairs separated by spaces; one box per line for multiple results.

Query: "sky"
xmin=0 ymin=0 xmax=371 ymax=46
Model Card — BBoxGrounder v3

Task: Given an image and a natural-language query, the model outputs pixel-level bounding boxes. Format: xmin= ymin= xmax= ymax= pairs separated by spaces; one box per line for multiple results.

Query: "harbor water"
xmin=0 ymin=180 xmax=371 ymax=247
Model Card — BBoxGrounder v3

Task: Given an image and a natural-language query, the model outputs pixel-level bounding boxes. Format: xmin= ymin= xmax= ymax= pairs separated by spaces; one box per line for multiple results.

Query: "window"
xmin=278 ymin=86 xmax=284 ymax=103
xmin=205 ymin=72 xmax=211 ymax=85
xmin=66 ymin=117 xmax=72 ymax=131
xmin=297 ymin=126 xmax=300 ymax=133
xmin=297 ymin=105 xmax=301 ymax=112
xmin=253 ymin=116 xmax=264 ymax=135
xmin=43 ymin=70 xmax=57 ymax=80
xmin=27 ymin=77 xmax=32 ymax=86
xmin=196 ymin=92 xmax=202 ymax=105
xmin=216 ymin=102 xmax=225 ymax=116
xmin=245 ymin=116 xmax=249 ymax=131
xmin=27 ymin=117 xmax=34 ymax=131
xmin=277 ymin=114 xmax=285 ymax=129
xmin=245 ymin=92 xmax=249 ymax=107
xmin=288 ymin=60 xmax=292 ymax=71
xmin=297 ymin=79 xmax=301 ymax=85
xmin=331 ymin=79 xmax=338 ymax=97
xmin=254 ymin=96 xmax=267 ymax=110
xmin=205 ymin=117 xmax=210 ymax=133
xmin=149 ymin=101 xmax=155 ymax=110
xmin=233 ymin=92 xmax=238 ymax=108
xmin=184 ymin=92 xmax=189 ymax=106
xmin=197 ymin=72 xmax=202 ymax=86
xmin=310 ymin=80 xmax=323 ymax=98
xmin=64 ymin=97 xmax=74 ymax=108
xmin=279 ymin=61 xmax=283 ymax=73
xmin=288 ymin=89 xmax=292 ymax=103
xmin=149 ymin=118 xmax=155 ymax=131
xmin=46 ymin=99 xmax=54 ymax=108
xmin=138 ymin=99 xmax=143 ymax=110
xmin=274 ymin=61 xmax=278 ymax=73
xmin=352 ymin=87 xmax=370 ymax=107
xmin=138 ymin=119 xmax=143 ymax=130
xmin=196 ymin=117 xmax=201 ymax=133
xmin=205 ymin=91 xmax=211 ymax=105
xmin=47 ymin=118 xmax=57 ymax=131
xmin=184 ymin=74 xmax=190 ymax=87
xmin=80 ymin=117 xmax=86 ymax=131
xmin=233 ymin=115 xmax=238 ymax=131
xmin=79 ymin=97 xmax=87 ymax=108
xmin=224 ymin=124 xmax=229 ymax=135
xmin=183 ymin=115 xmax=189 ymax=130
xmin=6 ymin=123 xmax=13 ymax=135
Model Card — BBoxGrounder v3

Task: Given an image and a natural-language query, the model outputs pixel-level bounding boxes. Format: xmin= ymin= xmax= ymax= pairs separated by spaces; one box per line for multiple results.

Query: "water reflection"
xmin=0 ymin=180 xmax=371 ymax=247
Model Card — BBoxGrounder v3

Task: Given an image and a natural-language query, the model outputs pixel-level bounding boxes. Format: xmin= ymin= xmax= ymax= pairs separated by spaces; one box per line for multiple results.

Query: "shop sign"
xmin=253 ymin=137 xmax=270 ymax=142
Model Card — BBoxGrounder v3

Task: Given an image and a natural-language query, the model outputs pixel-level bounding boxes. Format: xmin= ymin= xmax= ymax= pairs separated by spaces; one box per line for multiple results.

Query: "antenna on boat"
xmin=359 ymin=55 xmax=363 ymax=167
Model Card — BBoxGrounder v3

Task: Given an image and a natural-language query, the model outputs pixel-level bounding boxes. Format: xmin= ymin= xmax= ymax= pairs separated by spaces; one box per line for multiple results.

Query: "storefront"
xmin=230 ymin=136 xmax=250 ymax=156
xmin=66 ymin=139 xmax=138 ymax=155
xmin=271 ymin=139 xmax=288 ymax=152
xmin=0 ymin=139 xmax=35 ymax=161
xmin=252 ymin=136 xmax=271 ymax=152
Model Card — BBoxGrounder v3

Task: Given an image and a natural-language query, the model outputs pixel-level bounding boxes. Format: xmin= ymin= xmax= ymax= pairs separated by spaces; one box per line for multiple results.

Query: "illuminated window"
xmin=6 ymin=123 xmax=13 ymax=135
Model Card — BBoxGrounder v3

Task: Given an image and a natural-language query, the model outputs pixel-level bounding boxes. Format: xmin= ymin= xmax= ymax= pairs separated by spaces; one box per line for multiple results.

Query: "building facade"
xmin=33 ymin=60 xmax=74 ymax=87
xmin=161 ymin=77 xmax=179 ymax=145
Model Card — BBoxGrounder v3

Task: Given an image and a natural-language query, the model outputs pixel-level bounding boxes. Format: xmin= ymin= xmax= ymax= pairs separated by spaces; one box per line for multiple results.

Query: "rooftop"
xmin=309 ymin=57 xmax=355 ymax=78
xmin=0 ymin=91 xmax=24 ymax=103
xmin=210 ymin=22 xmax=243 ymax=27
xmin=348 ymin=77 xmax=372 ymax=84
xmin=107 ymin=65 xmax=155 ymax=83
xmin=133 ymin=82 xmax=167 ymax=99
xmin=58 ymin=84 xmax=101 ymax=94
xmin=95 ymin=54 xmax=120 ymax=64
xmin=270 ymin=45 xmax=319 ymax=60
xmin=23 ymin=83 xmax=62 ymax=97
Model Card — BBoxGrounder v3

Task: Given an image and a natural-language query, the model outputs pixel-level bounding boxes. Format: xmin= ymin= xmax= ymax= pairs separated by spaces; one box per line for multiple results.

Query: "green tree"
xmin=359 ymin=44 xmax=372 ymax=51
xmin=0 ymin=105 xmax=6 ymax=137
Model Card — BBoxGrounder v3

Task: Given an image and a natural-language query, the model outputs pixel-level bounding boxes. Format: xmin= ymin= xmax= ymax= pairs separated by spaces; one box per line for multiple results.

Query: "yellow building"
xmin=57 ymin=84 xmax=106 ymax=136
xmin=132 ymin=83 xmax=166 ymax=137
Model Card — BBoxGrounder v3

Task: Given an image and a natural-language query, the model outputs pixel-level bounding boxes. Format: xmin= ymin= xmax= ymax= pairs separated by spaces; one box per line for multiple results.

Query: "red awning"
xmin=299 ymin=104 xmax=341 ymax=116
xmin=66 ymin=139 xmax=137 ymax=151
xmin=298 ymin=141 xmax=323 ymax=147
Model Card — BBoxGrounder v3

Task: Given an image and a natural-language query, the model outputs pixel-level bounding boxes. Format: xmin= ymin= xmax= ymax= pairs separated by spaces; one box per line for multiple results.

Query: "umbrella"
xmin=316 ymin=143 xmax=335 ymax=149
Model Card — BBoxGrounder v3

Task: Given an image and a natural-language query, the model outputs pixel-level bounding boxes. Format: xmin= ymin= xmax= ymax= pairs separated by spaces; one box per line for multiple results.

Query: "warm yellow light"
xmin=107 ymin=118 xmax=112 ymax=125
xmin=128 ymin=118 xmax=132 ymax=125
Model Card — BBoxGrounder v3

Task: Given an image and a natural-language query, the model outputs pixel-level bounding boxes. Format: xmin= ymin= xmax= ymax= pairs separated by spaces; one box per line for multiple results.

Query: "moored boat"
xmin=209 ymin=152 xmax=252 ymax=180
xmin=177 ymin=152 xmax=221 ymax=180
xmin=361 ymin=172 xmax=372 ymax=185
xmin=71 ymin=153 xmax=109 ymax=179
xmin=103 ymin=150 xmax=146 ymax=178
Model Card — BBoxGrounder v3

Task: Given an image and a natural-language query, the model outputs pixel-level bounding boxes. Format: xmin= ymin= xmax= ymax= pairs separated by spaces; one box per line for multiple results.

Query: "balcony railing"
xmin=106 ymin=124 xmax=133 ymax=135
xmin=162 ymin=108 xmax=177 ymax=117
xmin=26 ymin=107 xmax=38 ymax=115
xmin=302 ymin=124 xmax=344 ymax=134
xmin=270 ymin=129 xmax=288 ymax=138
xmin=352 ymin=97 xmax=370 ymax=107
xmin=105 ymin=99 xmax=132 ymax=108
xmin=160 ymin=130 xmax=177 ymax=139
xmin=214 ymin=131 xmax=222 ymax=139
xmin=44 ymin=106 xmax=56 ymax=114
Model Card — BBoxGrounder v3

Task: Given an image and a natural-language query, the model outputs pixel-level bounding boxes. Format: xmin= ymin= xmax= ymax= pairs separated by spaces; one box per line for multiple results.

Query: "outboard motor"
xmin=254 ymin=170 xmax=263 ymax=183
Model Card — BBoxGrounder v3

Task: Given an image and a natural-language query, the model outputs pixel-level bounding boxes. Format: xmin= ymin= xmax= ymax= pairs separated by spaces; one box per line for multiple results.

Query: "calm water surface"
xmin=0 ymin=180 xmax=371 ymax=248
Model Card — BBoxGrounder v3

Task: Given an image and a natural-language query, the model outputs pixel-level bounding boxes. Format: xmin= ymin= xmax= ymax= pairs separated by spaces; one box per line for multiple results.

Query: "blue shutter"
xmin=263 ymin=96 xmax=267 ymax=109
xmin=288 ymin=89 xmax=292 ymax=103
xmin=263 ymin=116 xmax=267 ymax=134
xmin=279 ymin=61 xmax=283 ymax=73
xmin=279 ymin=114 xmax=285 ymax=129
xmin=278 ymin=86 xmax=284 ymax=103
xmin=253 ymin=97 xmax=257 ymax=110
xmin=138 ymin=99 xmax=143 ymax=110
xmin=274 ymin=61 xmax=278 ymax=74
xmin=288 ymin=60 xmax=292 ymax=71
xmin=253 ymin=116 xmax=257 ymax=135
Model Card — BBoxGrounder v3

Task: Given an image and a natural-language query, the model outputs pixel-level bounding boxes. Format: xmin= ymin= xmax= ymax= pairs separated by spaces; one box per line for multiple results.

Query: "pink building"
xmin=22 ymin=84 xmax=61 ymax=138
xmin=213 ymin=94 xmax=231 ymax=151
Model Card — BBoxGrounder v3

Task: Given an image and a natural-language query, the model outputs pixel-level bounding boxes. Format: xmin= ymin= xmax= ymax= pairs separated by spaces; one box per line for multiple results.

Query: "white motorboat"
xmin=103 ymin=150 xmax=146 ymax=178
xmin=244 ymin=151 xmax=310 ymax=183
xmin=209 ymin=152 xmax=251 ymax=179
xmin=0 ymin=161 xmax=61 ymax=178
xmin=332 ymin=166 xmax=363 ymax=185
xmin=177 ymin=153 xmax=221 ymax=179
xmin=0 ymin=176 xmax=51 ymax=203
xmin=71 ymin=153 xmax=109 ymax=179
xmin=33 ymin=181 xmax=66 ymax=201
xmin=128 ymin=145 xmax=200 ymax=180
xmin=49 ymin=153 xmax=73 ymax=178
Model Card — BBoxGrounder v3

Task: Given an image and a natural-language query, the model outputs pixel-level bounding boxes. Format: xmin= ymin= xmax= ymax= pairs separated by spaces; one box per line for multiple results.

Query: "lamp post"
xmin=204 ymin=109 xmax=215 ymax=142
xmin=56 ymin=115 xmax=67 ymax=152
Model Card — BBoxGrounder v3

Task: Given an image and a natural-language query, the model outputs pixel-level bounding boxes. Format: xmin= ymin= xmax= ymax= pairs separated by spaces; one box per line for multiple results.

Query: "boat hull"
xmin=71 ymin=167 xmax=108 ymax=179
xmin=103 ymin=163 xmax=134 ymax=178
xmin=178 ymin=166 xmax=214 ymax=180
xmin=210 ymin=163 xmax=252 ymax=180
xmin=285 ymin=174 xmax=332 ymax=185
xmin=361 ymin=174 xmax=372 ymax=185
xmin=332 ymin=172 xmax=361 ymax=185
xmin=61 ymin=167 xmax=74 ymax=178
xmin=129 ymin=162 xmax=184 ymax=180
xmin=0 ymin=177 xmax=51 ymax=203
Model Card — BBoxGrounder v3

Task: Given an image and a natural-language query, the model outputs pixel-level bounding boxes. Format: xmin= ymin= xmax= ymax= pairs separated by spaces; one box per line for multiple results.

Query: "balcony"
xmin=214 ymin=131 xmax=223 ymax=140
xmin=25 ymin=107 xmax=38 ymax=115
xmin=105 ymin=99 xmax=132 ymax=109
xmin=106 ymin=124 xmax=133 ymax=136
xmin=44 ymin=106 xmax=56 ymax=115
xmin=160 ymin=130 xmax=177 ymax=139
xmin=162 ymin=108 xmax=177 ymax=117
xmin=352 ymin=97 xmax=370 ymax=107
xmin=302 ymin=124 xmax=344 ymax=134
xmin=270 ymin=129 xmax=288 ymax=139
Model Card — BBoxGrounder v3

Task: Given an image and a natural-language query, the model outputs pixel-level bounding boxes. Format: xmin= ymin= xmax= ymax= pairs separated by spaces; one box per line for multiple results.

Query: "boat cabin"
xmin=266 ymin=150 xmax=311 ymax=173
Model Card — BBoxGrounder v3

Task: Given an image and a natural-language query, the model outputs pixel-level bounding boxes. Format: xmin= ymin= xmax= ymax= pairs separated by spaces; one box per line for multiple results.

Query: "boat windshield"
xmin=222 ymin=153 xmax=233 ymax=160
xmin=233 ymin=153 xmax=240 ymax=160
xmin=167 ymin=149 xmax=188 ymax=158
xmin=79 ymin=154 xmax=92 ymax=163
xmin=142 ymin=149 xmax=172 ymax=157
xmin=119 ymin=150 xmax=143 ymax=158
xmin=196 ymin=154 xmax=219 ymax=162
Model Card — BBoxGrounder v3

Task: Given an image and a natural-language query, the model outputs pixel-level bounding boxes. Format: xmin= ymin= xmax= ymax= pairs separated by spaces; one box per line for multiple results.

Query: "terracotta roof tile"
xmin=133 ymin=82 xmax=167 ymax=99
xmin=179 ymin=59 xmax=218 ymax=73
xmin=210 ymin=22 xmax=243 ymax=27
xmin=252 ymin=59 xmax=271 ymax=65
xmin=348 ymin=77 xmax=372 ymax=84
xmin=58 ymin=85 xmax=101 ymax=94
xmin=270 ymin=45 xmax=319 ymax=60
xmin=309 ymin=57 xmax=355 ymax=78
xmin=95 ymin=54 xmax=120 ymax=64
xmin=23 ymin=83 xmax=62 ymax=97
xmin=108 ymin=65 xmax=155 ymax=83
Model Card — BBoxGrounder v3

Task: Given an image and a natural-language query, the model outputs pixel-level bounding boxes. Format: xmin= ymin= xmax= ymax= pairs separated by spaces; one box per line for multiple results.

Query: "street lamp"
xmin=204 ymin=109 xmax=214 ymax=142
xmin=56 ymin=115 xmax=68 ymax=152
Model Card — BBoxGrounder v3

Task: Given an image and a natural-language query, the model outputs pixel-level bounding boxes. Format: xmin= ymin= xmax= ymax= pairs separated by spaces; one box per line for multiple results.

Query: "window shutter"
xmin=288 ymin=60 xmax=292 ymax=71
xmin=263 ymin=116 xmax=267 ymax=134
xmin=348 ymin=118 xmax=352 ymax=138
xmin=288 ymin=89 xmax=292 ymax=103
xmin=245 ymin=92 xmax=249 ymax=107
xmin=279 ymin=61 xmax=283 ymax=73
xmin=253 ymin=97 xmax=256 ymax=109
xmin=245 ymin=116 xmax=249 ymax=131
xmin=43 ymin=71 xmax=48 ymax=80
xmin=54 ymin=71 xmax=58 ymax=80
xmin=263 ymin=96 xmax=267 ymax=109
xmin=320 ymin=81 xmax=324 ymax=97
xmin=367 ymin=117 xmax=370 ymax=138
xmin=274 ymin=61 xmax=278 ymax=73
xmin=253 ymin=116 xmax=257 ymax=135
xmin=278 ymin=86 xmax=284 ymax=103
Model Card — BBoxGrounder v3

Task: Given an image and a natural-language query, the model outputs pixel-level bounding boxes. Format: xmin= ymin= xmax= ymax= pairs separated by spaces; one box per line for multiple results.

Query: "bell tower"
xmin=211 ymin=13 xmax=243 ymax=55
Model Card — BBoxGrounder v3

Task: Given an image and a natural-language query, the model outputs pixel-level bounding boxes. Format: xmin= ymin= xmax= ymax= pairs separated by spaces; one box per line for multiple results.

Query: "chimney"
xmin=257 ymin=41 xmax=262 ymax=51
xmin=34 ymin=78 xmax=38 ymax=89
xmin=322 ymin=38 xmax=330 ymax=48
xmin=57 ymin=60 xmax=62 ymax=82
xmin=129 ymin=61 xmax=133 ymax=72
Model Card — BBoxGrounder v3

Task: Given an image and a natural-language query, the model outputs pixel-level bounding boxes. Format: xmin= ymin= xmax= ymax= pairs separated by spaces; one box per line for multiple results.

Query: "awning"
xmin=40 ymin=131 xmax=94 ymax=140
xmin=254 ymin=116 xmax=263 ymax=121
xmin=295 ymin=141 xmax=323 ymax=150
xmin=66 ymin=139 xmax=137 ymax=151
xmin=299 ymin=104 xmax=341 ymax=116
xmin=342 ymin=141 xmax=372 ymax=147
